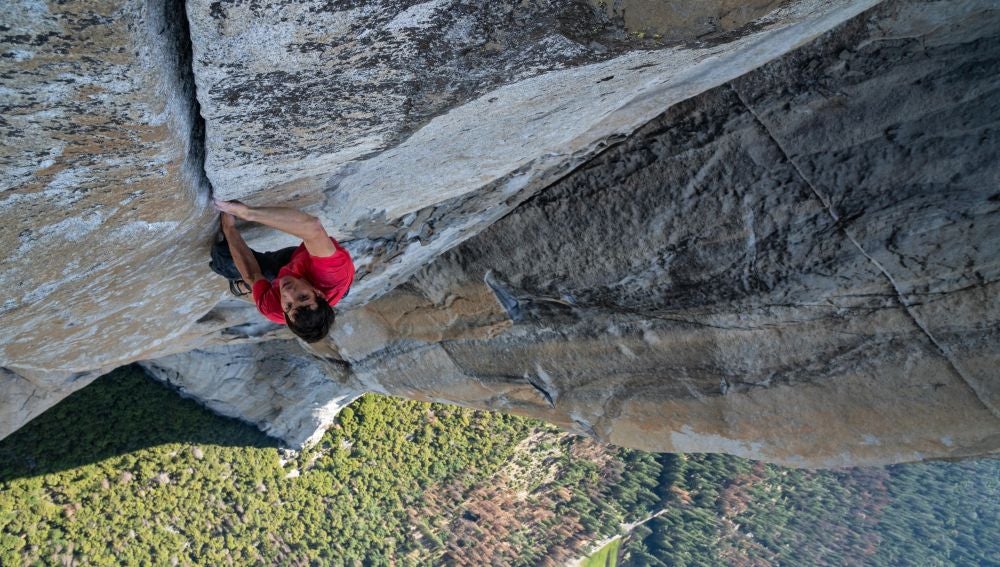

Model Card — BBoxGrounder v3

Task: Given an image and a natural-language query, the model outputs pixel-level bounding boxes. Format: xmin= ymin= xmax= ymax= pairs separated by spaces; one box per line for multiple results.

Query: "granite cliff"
xmin=2 ymin=0 xmax=997 ymax=467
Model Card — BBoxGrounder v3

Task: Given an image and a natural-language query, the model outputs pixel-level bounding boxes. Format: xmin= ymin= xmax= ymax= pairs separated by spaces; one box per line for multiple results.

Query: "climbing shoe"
xmin=229 ymin=279 xmax=252 ymax=297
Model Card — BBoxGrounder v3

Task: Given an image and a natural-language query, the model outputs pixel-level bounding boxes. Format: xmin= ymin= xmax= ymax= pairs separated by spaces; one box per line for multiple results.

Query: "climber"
xmin=209 ymin=200 xmax=354 ymax=343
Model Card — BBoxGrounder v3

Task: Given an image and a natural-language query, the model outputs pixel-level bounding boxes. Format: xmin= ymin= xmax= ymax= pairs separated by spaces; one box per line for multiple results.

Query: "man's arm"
xmin=221 ymin=213 xmax=265 ymax=284
xmin=216 ymin=200 xmax=336 ymax=257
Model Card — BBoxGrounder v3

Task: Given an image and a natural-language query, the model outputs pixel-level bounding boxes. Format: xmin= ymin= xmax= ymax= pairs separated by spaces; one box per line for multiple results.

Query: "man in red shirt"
xmin=210 ymin=200 xmax=354 ymax=343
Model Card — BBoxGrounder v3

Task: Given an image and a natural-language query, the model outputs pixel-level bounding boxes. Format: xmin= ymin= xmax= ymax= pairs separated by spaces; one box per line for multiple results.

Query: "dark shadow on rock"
xmin=0 ymin=365 xmax=279 ymax=482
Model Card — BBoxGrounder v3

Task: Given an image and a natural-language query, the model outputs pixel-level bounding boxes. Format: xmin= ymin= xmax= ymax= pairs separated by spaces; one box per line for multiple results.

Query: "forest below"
xmin=0 ymin=366 xmax=996 ymax=566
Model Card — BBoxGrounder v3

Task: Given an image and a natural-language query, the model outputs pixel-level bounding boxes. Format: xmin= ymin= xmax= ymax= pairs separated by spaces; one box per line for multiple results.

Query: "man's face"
xmin=279 ymin=276 xmax=319 ymax=322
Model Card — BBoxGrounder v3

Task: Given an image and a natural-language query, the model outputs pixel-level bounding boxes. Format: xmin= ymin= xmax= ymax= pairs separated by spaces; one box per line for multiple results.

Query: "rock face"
xmin=140 ymin=340 xmax=356 ymax=447
xmin=1 ymin=0 xmax=998 ymax=467
xmin=332 ymin=0 xmax=1000 ymax=467
xmin=0 ymin=0 xmax=222 ymax=430
xmin=190 ymin=0 xmax=880 ymax=306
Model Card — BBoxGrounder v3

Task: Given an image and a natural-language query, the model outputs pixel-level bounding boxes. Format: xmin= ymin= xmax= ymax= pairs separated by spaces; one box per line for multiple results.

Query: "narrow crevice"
xmin=732 ymin=85 xmax=999 ymax=420
xmin=153 ymin=0 xmax=214 ymax=206
xmin=524 ymin=376 xmax=556 ymax=408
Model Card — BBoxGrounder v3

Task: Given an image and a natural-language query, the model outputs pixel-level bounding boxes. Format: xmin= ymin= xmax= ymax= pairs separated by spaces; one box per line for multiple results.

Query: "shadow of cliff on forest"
xmin=0 ymin=365 xmax=279 ymax=481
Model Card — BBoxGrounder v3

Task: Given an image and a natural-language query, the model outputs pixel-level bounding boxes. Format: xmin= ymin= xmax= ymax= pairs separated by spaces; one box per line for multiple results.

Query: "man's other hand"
xmin=214 ymin=199 xmax=252 ymax=220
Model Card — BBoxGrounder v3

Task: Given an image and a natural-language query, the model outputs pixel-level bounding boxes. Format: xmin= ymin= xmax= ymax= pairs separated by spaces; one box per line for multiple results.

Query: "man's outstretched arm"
xmin=221 ymin=213 xmax=264 ymax=285
xmin=215 ymin=200 xmax=336 ymax=257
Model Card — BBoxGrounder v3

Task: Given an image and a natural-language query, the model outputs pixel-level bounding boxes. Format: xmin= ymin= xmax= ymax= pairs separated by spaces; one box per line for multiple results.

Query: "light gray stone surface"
xmin=0 ymin=0 xmax=225 ymax=436
xmin=331 ymin=0 xmax=1000 ymax=466
xmin=0 ymin=0 xmax=879 ymax=447
xmin=0 ymin=0 xmax=221 ymax=374
xmin=140 ymin=341 xmax=357 ymax=448
xmin=189 ymin=0 xmax=880 ymax=306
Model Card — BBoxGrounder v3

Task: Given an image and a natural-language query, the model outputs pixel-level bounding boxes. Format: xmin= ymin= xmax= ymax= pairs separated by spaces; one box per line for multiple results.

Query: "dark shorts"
xmin=209 ymin=237 xmax=297 ymax=284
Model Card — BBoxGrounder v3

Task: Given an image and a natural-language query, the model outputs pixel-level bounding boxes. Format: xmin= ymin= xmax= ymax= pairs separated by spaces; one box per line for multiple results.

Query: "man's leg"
xmin=209 ymin=236 xmax=244 ymax=281
xmin=209 ymin=237 xmax=297 ymax=295
xmin=209 ymin=236 xmax=257 ymax=296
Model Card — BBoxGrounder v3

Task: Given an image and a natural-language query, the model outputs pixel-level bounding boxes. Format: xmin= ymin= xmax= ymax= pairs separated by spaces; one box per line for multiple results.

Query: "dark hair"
xmin=285 ymin=295 xmax=335 ymax=343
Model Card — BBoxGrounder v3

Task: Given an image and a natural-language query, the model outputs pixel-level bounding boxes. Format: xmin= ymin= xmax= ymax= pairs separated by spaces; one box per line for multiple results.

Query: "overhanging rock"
xmin=140 ymin=340 xmax=357 ymax=448
xmin=327 ymin=0 xmax=1000 ymax=467
xmin=1 ymin=0 xmax=879 ymax=438
xmin=190 ymin=0 xmax=882 ymax=304
xmin=2 ymin=0 xmax=997 ymax=467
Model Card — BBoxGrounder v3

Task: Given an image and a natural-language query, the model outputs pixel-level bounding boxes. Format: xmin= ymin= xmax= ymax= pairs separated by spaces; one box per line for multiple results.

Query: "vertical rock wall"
xmin=1 ymin=0 xmax=997 ymax=466
xmin=1 ymin=0 xmax=882 ymax=444
xmin=328 ymin=0 xmax=1000 ymax=467
xmin=0 ymin=0 xmax=221 ymax=429
xmin=0 ymin=0 xmax=220 ymax=370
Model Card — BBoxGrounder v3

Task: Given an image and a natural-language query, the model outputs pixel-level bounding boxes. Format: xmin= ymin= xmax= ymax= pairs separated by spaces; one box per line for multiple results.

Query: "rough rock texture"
xmin=190 ymin=0 xmax=879 ymax=306
xmin=0 ymin=0 xmax=879 ymax=447
xmin=140 ymin=340 xmax=356 ymax=447
xmin=0 ymin=0 xmax=222 ymax=422
xmin=331 ymin=0 xmax=1000 ymax=466
xmin=588 ymin=0 xmax=786 ymax=41
xmin=1 ymin=0 xmax=997 ymax=466
xmin=0 ymin=0 xmax=218 ymax=363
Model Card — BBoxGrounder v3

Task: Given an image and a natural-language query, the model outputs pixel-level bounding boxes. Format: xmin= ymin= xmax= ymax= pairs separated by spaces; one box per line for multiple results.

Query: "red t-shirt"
xmin=252 ymin=237 xmax=354 ymax=324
